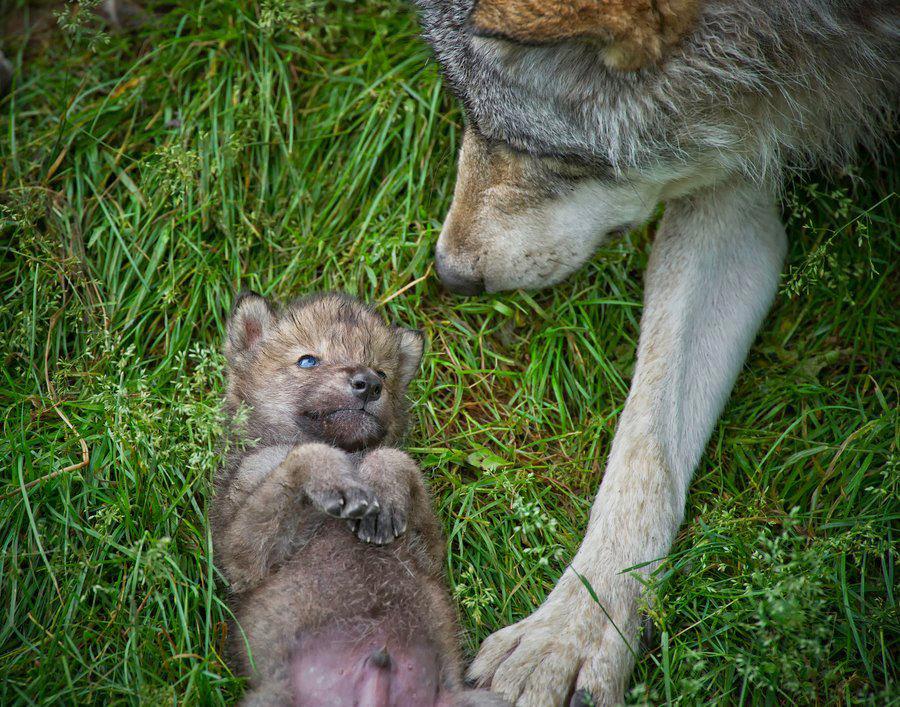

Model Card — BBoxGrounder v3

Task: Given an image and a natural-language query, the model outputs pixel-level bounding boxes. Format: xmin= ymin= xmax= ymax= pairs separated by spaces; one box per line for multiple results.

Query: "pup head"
xmin=224 ymin=292 xmax=424 ymax=452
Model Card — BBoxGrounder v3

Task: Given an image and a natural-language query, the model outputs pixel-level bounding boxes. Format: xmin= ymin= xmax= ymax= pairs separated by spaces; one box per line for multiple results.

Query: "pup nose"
xmin=350 ymin=370 xmax=382 ymax=402
xmin=435 ymin=250 xmax=485 ymax=296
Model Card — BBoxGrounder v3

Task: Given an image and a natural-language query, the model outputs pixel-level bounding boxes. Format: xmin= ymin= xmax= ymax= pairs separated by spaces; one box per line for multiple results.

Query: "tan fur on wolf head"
xmin=470 ymin=0 xmax=699 ymax=70
xmin=435 ymin=129 xmax=713 ymax=293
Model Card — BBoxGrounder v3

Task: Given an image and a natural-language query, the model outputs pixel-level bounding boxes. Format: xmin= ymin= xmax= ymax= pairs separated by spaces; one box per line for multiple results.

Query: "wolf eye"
xmin=376 ymin=370 xmax=387 ymax=380
xmin=297 ymin=355 xmax=319 ymax=368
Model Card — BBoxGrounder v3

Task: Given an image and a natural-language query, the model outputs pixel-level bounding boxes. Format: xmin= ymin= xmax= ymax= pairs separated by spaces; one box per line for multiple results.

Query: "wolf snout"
xmin=435 ymin=248 xmax=485 ymax=295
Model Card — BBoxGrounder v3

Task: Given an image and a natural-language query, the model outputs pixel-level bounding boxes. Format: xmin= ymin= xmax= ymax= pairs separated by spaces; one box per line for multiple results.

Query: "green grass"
xmin=1 ymin=1 xmax=897 ymax=703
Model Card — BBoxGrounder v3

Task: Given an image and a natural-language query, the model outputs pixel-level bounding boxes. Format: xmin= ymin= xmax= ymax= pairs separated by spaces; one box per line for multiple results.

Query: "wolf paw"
xmin=468 ymin=572 xmax=640 ymax=706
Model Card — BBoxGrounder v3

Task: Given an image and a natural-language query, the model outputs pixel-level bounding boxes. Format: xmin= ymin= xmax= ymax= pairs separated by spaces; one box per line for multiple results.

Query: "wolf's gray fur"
xmin=418 ymin=0 xmax=898 ymax=182
xmin=414 ymin=2 xmax=897 ymax=705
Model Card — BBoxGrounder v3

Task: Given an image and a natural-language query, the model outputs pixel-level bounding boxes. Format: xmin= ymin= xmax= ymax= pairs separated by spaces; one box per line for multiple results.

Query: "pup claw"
xmin=357 ymin=514 xmax=377 ymax=543
xmin=391 ymin=512 xmax=407 ymax=538
xmin=322 ymin=494 xmax=345 ymax=516
xmin=341 ymin=488 xmax=375 ymax=518
xmin=372 ymin=509 xmax=396 ymax=545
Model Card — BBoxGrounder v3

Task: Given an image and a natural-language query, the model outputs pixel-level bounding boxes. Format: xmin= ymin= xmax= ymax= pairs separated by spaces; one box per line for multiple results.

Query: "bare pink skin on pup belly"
xmin=290 ymin=623 xmax=454 ymax=707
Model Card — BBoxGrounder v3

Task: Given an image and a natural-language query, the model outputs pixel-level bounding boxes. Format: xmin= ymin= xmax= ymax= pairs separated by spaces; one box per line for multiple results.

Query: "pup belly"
xmin=290 ymin=624 xmax=442 ymax=707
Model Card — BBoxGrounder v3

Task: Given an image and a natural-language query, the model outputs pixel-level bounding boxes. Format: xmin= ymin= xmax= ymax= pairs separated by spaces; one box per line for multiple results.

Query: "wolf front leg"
xmin=468 ymin=179 xmax=788 ymax=706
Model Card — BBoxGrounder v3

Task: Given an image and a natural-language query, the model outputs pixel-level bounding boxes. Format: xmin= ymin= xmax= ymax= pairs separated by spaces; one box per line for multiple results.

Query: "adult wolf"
xmin=415 ymin=1 xmax=898 ymax=704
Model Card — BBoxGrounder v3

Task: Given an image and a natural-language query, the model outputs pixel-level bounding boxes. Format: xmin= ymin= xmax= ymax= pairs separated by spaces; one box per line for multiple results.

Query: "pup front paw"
xmin=287 ymin=443 xmax=379 ymax=519
xmin=304 ymin=467 xmax=405 ymax=545
xmin=348 ymin=504 xmax=407 ymax=545
xmin=351 ymin=448 xmax=416 ymax=545
xmin=307 ymin=482 xmax=380 ymax=519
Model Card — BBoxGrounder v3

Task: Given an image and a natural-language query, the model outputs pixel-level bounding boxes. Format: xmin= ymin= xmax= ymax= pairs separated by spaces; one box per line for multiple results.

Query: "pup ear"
xmin=225 ymin=291 xmax=276 ymax=366
xmin=395 ymin=328 xmax=425 ymax=388
xmin=469 ymin=0 xmax=699 ymax=71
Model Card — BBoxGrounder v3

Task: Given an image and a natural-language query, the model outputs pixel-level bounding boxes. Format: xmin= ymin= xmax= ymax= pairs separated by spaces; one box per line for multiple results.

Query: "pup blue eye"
xmin=376 ymin=370 xmax=387 ymax=380
xmin=297 ymin=355 xmax=319 ymax=368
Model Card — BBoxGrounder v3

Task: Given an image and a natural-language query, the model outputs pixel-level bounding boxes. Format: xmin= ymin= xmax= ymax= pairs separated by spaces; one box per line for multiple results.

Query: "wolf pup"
xmin=211 ymin=292 xmax=501 ymax=707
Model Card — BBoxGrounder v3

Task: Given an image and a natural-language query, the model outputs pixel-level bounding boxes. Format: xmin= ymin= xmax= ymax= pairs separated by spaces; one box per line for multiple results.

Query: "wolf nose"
xmin=350 ymin=370 xmax=382 ymax=402
xmin=435 ymin=250 xmax=485 ymax=296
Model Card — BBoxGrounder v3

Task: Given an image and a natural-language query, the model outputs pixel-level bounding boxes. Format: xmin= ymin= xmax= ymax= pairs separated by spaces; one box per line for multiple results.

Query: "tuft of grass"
xmin=1 ymin=1 xmax=897 ymax=703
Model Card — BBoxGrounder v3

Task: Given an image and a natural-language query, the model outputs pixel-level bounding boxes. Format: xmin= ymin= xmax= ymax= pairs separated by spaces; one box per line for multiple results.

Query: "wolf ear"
xmin=396 ymin=328 xmax=425 ymax=388
xmin=225 ymin=291 xmax=275 ymax=367
xmin=469 ymin=0 xmax=699 ymax=71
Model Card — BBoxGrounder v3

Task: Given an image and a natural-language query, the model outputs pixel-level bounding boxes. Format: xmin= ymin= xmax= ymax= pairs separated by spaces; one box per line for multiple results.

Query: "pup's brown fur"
xmin=470 ymin=0 xmax=699 ymax=70
xmin=211 ymin=292 xmax=499 ymax=706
